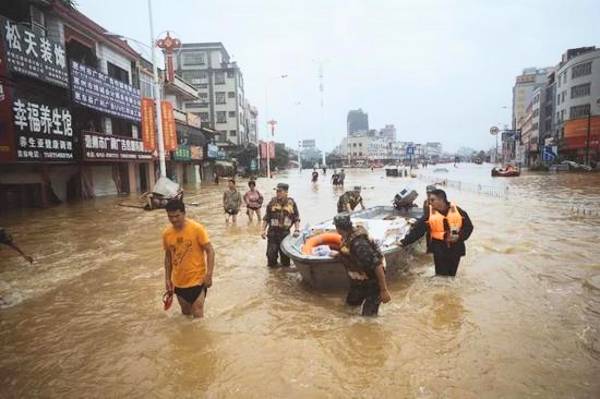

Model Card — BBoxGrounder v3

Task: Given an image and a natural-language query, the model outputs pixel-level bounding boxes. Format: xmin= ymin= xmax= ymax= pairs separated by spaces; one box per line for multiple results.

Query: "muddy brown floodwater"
xmin=1 ymin=164 xmax=599 ymax=398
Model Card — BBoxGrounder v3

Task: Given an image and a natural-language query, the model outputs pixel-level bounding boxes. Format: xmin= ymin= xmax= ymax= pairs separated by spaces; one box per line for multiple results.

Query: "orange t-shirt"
xmin=162 ymin=219 xmax=211 ymax=288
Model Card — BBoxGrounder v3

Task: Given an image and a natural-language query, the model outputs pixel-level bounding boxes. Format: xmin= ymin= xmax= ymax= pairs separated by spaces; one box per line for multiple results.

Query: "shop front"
xmin=0 ymin=16 xmax=75 ymax=209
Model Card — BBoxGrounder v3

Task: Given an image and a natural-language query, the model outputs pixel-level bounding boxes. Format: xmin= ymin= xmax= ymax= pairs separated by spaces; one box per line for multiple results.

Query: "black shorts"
xmin=174 ymin=284 xmax=207 ymax=304
xmin=225 ymin=208 xmax=239 ymax=215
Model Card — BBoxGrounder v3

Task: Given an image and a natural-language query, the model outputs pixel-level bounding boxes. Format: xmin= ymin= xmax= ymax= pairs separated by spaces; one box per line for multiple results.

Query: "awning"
xmin=176 ymin=123 xmax=206 ymax=146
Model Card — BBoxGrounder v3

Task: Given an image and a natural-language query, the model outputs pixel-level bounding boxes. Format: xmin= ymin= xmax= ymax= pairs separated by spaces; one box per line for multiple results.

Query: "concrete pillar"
xmin=127 ymin=162 xmax=138 ymax=194
xmin=176 ymin=163 xmax=184 ymax=185
xmin=147 ymin=161 xmax=156 ymax=190
xmin=194 ymin=164 xmax=201 ymax=186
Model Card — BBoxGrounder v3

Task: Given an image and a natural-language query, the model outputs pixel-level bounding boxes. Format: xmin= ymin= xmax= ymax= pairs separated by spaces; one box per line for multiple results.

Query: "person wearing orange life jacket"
xmin=400 ymin=189 xmax=473 ymax=277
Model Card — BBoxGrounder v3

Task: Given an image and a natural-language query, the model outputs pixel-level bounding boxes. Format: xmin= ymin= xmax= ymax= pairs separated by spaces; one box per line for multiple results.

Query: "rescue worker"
xmin=329 ymin=214 xmax=391 ymax=316
xmin=337 ymin=186 xmax=365 ymax=213
xmin=0 ymin=227 xmax=33 ymax=264
xmin=400 ymin=189 xmax=473 ymax=277
xmin=261 ymin=183 xmax=301 ymax=267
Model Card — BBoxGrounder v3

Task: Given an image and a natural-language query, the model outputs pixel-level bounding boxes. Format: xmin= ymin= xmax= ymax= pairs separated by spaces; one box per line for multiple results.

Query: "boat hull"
xmin=280 ymin=206 xmax=424 ymax=290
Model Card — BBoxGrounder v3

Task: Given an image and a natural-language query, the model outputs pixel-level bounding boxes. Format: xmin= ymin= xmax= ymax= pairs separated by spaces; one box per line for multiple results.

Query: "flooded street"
xmin=1 ymin=164 xmax=600 ymax=398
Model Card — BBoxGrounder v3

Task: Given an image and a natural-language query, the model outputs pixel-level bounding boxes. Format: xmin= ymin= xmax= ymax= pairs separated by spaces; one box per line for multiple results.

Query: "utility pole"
xmin=267 ymin=120 xmax=277 ymax=178
xmin=147 ymin=0 xmax=166 ymax=177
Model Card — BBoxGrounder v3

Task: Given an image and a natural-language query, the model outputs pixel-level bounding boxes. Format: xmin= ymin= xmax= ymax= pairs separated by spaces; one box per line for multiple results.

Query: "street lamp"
xmin=261 ymin=74 xmax=288 ymax=177
xmin=490 ymin=126 xmax=499 ymax=164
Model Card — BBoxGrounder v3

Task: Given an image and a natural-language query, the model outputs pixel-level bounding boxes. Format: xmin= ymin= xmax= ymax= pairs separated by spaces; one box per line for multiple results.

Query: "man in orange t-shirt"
xmin=163 ymin=200 xmax=215 ymax=318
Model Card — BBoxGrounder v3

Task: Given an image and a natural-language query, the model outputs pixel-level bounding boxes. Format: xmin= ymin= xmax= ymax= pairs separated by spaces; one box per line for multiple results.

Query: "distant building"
xmin=379 ymin=124 xmax=396 ymax=142
xmin=175 ymin=42 xmax=252 ymax=146
xmin=513 ymin=67 xmax=554 ymax=130
xmin=425 ymin=142 xmax=443 ymax=160
xmin=347 ymin=108 xmax=369 ymax=136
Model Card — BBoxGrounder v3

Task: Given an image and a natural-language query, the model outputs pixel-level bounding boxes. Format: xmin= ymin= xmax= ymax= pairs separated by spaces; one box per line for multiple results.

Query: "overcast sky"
xmin=78 ymin=0 xmax=599 ymax=152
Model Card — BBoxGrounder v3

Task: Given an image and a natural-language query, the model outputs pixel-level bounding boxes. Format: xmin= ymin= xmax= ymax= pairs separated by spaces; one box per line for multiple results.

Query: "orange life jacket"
xmin=427 ymin=203 xmax=463 ymax=241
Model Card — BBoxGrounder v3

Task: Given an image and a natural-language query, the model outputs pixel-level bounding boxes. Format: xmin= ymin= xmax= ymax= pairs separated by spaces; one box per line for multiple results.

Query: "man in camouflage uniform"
xmin=261 ymin=183 xmax=301 ymax=267
xmin=330 ymin=214 xmax=391 ymax=316
xmin=337 ymin=186 xmax=365 ymax=213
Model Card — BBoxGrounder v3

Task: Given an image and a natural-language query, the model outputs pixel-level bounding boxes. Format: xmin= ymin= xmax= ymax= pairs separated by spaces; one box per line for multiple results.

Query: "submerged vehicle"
xmin=281 ymin=205 xmax=424 ymax=290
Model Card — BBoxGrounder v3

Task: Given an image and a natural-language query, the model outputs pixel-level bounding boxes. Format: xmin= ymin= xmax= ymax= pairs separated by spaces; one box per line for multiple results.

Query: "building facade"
xmin=175 ymin=42 xmax=250 ymax=146
xmin=512 ymin=67 xmax=554 ymax=130
xmin=554 ymin=47 xmax=600 ymax=164
xmin=1 ymin=0 xmax=157 ymax=210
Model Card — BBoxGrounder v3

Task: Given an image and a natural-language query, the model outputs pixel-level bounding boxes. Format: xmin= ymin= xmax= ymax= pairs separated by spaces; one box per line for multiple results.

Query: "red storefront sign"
xmin=160 ymin=101 xmax=177 ymax=151
xmin=259 ymin=141 xmax=275 ymax=159
xmin=563 ymin=117 xmax=600 ymax=150
xmin=141 ymin=97 xmax=156 ymax=152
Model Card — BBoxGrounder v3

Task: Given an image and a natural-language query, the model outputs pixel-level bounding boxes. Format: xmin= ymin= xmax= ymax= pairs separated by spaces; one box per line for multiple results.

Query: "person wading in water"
xmin=243 ymin=180 xmax=264 ymax=223
xmin=163 ymin=200 xmax=215 ymax=318
xmin=223 ymin=179 xmax=242 ymax=224
xmin=400 ymin=189 xmax=473 ymax=277
xmin=261 ymin=183 xmax=300 ymax=268
xmin=329 ymin=214 xmax=391 ymax=316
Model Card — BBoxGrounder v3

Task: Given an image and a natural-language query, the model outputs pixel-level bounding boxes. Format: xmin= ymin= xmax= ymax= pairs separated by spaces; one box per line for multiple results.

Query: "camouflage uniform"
xmin=263 ymin=197 xmax=300 ymax=267
xmin=338 ymin=225 xmax=384 ymax=316
xmin=337 ymin=191 xmax=363 ymax=213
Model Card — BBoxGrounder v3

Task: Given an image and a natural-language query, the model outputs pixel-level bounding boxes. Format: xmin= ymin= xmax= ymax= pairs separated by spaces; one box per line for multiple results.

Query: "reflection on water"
xmin=1 ymin=165 xmax=599 ymax=397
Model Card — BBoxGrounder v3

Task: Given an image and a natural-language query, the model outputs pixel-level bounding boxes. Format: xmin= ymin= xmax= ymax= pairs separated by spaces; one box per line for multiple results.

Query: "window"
xmin=140 ymin=74 xmax=154 ymax=98
xmin=227 ymin=71 xmax=235 ymax=78
xmin=215 ymin=92 xmax=226 ymax=104
xmin=107 ymin=62 xmax=129 ymax=84
xmin=228 ymin=91 xmax=235 ymax=98
xmin=561 ymin=109 xmax=565 ymax=121
xmin=359 ymin=152 xmax=363 ymax=156
xmin=215 ymin=71 xmax=225 ymax=84
xmin=572 ymin=62 xmax=592 ymax=79
xmin=571 ymin=83 xmax=591 ymax=99
xmin=569 ymin=104 xmax=590 ymax=119
xmin=359 ymin=143 xmax=362 ymax=147
xmin=182 ymin=70 xmax=207 ymax=84
xmin=199 ymin=92 xmax=208 ymax=101
xmin=229 ymin=130 xmax=237 ymax=136
xmin=352 ymin=143 xmax=357 ymax=147
xmin=228 ymin=111 xmax=236 ymax=118
xmin=182 ymin=52 xmax=206 ymax=66
xmin=216 ymin=111 xmax=227 ymax=123
xmin=199 ymin=112 xmax=209 ymax=122
xmin=561 ymin=91 xmax=566 ymax=103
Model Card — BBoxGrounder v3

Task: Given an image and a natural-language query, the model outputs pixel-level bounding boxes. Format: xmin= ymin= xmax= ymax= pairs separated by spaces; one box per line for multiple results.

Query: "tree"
xmin=272 ymin=143 xmax=290 ymax=169
xmin=231 ymin=144 xmax=257 ymax=170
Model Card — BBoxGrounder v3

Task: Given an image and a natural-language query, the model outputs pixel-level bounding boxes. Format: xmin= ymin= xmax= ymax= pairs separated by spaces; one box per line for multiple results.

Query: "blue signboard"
xmin=406 ymin=145 xmax=415 ymax=156
xmin=250 ymin=159 xmax=257 ymax=171
xmin=70 ymin=61 xmax=141 ymax=122
xmin=207 ymin=143 xmax=218 ymax=159
xmin=542 ymin=145 xmax=557 ymax=161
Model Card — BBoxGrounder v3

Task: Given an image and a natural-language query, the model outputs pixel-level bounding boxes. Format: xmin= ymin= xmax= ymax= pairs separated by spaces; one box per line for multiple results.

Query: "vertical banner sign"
xmin=160 ymin=101 xmax=177 ymax=151
xmin=140 ymin=98 xmax=156 ymax=152
xmin=260 ymin=141 xmax=275 ymax=159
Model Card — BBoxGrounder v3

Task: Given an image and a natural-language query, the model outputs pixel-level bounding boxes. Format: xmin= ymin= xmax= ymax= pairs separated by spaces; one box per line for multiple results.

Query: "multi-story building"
xmin=424 ymin=142 xmax=443 ymax=161
xmin=554 ymin=47 xmax=600 ymax=163
xmin=512 ymin=67 xmax=554 ymax=130
xmin=347 ymin=108 xmax=369 ymax=136
xmin=1 ymin=0 xmax=160 ymax=209
xmin=520 ymin=88 xmax=542 ymax=166
xmin=175 ymin=42 xmax=250 ymax=146
xmin=379 ymin=124 xmax=396 ymax=142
